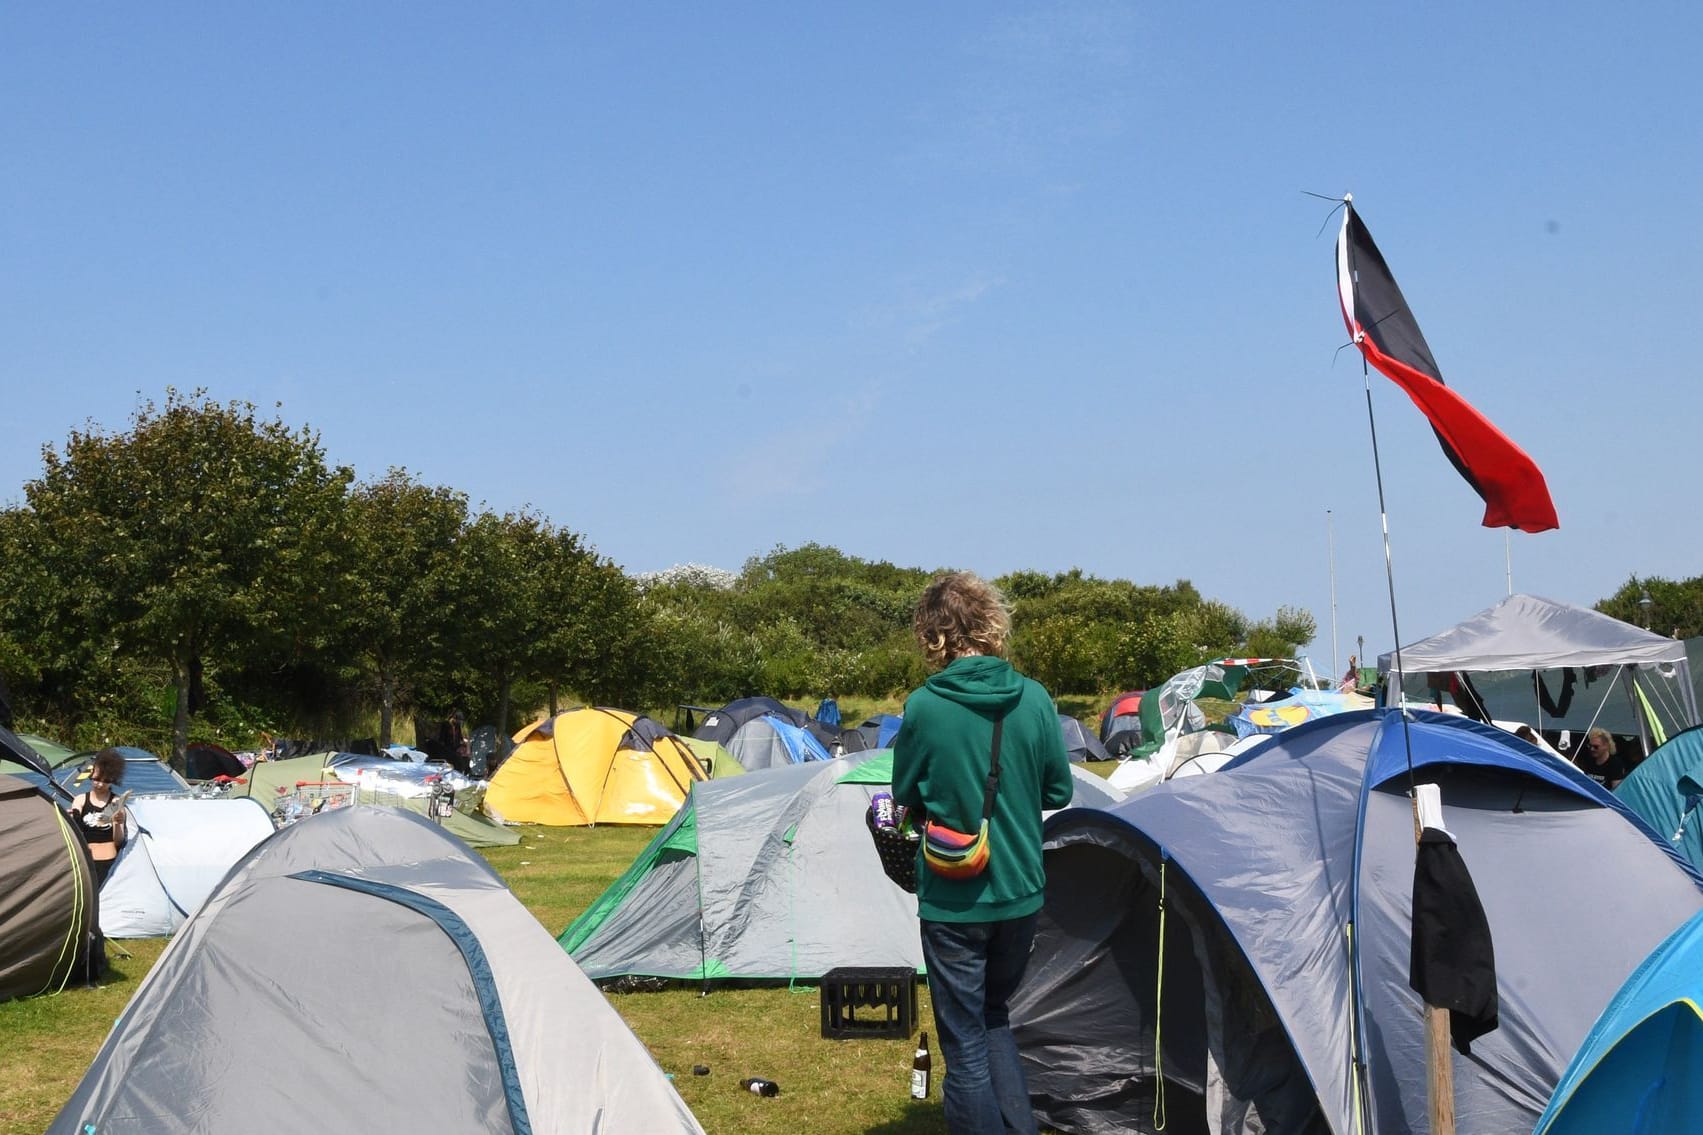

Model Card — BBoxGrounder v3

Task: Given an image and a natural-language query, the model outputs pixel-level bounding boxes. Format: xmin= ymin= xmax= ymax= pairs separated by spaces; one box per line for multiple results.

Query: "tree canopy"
xmin=0 ymin=396 xmax=1326 ymax=756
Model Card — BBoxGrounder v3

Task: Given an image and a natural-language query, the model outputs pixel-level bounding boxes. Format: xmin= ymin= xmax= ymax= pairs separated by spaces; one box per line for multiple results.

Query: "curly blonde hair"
xmin=913 ymin=571 xmax=1011 ymax=668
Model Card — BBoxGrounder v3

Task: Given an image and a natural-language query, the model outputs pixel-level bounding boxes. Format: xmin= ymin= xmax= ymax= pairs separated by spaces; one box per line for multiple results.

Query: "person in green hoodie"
xmin=893 ymin=571 xmax=1073 ymax=1135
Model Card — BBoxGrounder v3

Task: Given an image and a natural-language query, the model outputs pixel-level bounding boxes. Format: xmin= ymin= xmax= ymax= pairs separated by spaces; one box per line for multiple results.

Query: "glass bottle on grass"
xmin=911 ymin=1031 xmax=931 ymax=1100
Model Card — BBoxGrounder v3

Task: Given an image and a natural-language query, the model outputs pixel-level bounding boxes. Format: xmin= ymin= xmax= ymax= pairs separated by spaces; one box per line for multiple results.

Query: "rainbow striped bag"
xmin=921 ymin=718 xmax=1004 ymax=881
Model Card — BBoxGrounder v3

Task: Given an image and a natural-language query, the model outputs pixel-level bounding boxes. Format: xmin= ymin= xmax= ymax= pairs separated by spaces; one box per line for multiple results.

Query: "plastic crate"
xmin=820 ymin=966 xmax=917 ymax=1040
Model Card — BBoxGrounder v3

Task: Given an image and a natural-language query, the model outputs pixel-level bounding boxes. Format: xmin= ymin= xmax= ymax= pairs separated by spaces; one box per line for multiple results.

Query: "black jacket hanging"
xmin=1409 ymin=827 xmax=1499 ymax=1054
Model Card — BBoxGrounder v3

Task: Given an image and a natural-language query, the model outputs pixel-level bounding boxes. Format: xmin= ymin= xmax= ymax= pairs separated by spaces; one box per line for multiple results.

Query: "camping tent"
xmin=1058 ymin=714 xmax=1112 ymax=763
xmin=1226 ymin=688 xmax=1372 ymax=738
xmin=1533 ymin=902 xmax=1703 ymax=1135
xmin=723 ymin=712 xmax=834 ymax=772
xmin=1134 ymin=662 xmax=1250 ymax=759
xmin=1013 ymin=709 xmax=1703 ymax=1135
xmin=99 ymin=796 xmax=276 ymax=938
xmin=691 ymin=696 xmax=807 ymax=746
xmin=1615 ymin=722 xmax=1703 ymax=872
xmin=50 ymin=806 xmax=704 ymax=1135
xmin=562 ymin=751 xmax=1124 ymax=984
xmin=0 ymin=770 xmax=99 ymax=1000
xmin=1378 ymin=593 xmax=1699 ymax=751
xmin=1107 ymin=730 xmax=1239 ymax=794
xmin=0 ymin=724 xmax=67 ymax=801
xmin=485 ymin=708 xmax=705 ymax=826
xmin=683 ymin=737 xmax=745 ymax=779
xmin=234 ymin=753 xmax=518 ymax=847
xmin=1100 ymin=691 xmax=1145 ymax=757
xmin=56 ymin=748 xmax=191 ymax=797
xmin=854 ymin=714 xmax=904 ymax=750
xmin=183 ymin=742 xmax=246 ymax=780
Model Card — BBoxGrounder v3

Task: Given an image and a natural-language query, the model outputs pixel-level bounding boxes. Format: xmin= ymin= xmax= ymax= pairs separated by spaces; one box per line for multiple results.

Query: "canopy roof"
xmin=1379 ymin=593 xmax=1687 ymax=674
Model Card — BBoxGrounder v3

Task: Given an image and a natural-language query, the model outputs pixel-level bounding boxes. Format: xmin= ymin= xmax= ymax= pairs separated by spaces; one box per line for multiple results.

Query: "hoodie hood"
xmin=924 ymin=655 xmax=1026 ymax=715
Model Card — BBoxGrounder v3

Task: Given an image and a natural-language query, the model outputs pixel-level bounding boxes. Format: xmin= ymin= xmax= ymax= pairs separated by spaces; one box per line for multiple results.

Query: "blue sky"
xmin=5 ymin=2 xmax=1700 ymax=671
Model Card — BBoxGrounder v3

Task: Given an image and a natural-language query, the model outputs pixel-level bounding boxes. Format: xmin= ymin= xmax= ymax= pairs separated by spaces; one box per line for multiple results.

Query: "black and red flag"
xmin=1336 ymin=199 xmax=1559 ymax=532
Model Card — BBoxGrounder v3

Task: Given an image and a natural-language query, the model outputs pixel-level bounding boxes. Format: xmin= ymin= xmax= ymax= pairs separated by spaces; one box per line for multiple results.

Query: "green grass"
xmin=0 ymin=822 xmax=950 ymax=1135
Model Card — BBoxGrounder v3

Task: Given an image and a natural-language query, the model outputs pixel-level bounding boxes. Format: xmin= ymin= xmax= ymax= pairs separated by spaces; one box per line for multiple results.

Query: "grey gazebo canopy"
xmin=1378 ymin=593 xmax=1698 ymax=729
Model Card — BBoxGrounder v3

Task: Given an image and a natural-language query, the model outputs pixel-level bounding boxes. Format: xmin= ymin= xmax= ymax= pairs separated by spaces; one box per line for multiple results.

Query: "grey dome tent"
xmin=691 ymin=696 xmax=806 ymax=746
xmin=1012 ymin=709 xmax=1703 ymax=1135
xmin=1058 ymin=713 xmax=1113 ymax=763
xmin=51 ymin=806 xmax=704 ymax=1135
xmin=561 ymin=750 xmax=1123 ymax=984
xmin=1 ymin=770 xmax=98 ymax=1001
xmin=723 ymin=713 xmax=834 ymax=772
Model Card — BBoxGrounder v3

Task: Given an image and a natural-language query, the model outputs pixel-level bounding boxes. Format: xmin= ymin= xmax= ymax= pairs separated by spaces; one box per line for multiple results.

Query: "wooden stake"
xmin=1426 ymin=1003 xmax=1455 ymax=1134
xmin=1414 ymin=790 xmax=1456 ymax=1135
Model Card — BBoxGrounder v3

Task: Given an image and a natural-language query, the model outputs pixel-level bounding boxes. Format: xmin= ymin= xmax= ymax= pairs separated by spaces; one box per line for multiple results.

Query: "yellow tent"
xmin=485 ymin=708 xmax=707 ymax=826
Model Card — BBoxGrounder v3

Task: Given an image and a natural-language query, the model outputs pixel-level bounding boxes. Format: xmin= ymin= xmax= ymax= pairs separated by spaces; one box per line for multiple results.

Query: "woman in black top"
xmin=70 ymin=748 xmax=128 ymax=888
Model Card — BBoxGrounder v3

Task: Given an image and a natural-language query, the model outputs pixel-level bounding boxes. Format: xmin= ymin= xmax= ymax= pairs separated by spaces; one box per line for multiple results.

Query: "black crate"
xmin=820 ymin=966 xmax=917 ymax=1040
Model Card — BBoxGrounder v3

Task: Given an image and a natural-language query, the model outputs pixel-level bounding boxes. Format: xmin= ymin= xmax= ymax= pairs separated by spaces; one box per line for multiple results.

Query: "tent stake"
xmin=1412 ymin=792 xmax=1456 ymax=1135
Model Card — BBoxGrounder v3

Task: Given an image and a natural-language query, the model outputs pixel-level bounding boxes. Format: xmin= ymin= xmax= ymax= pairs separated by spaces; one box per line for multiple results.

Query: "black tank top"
xmin=73 ymin=794 xmax=118 ymax=846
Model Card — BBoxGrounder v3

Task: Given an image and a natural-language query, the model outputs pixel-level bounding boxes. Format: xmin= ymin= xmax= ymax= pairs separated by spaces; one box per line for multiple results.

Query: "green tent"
xmin=683 ymin=737 xmax=745 ymax=779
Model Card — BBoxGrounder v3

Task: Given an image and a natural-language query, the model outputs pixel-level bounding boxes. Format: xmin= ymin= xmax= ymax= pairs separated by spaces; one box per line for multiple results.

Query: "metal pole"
xmin=1329 ymin=509 xmax=1340 ymax=680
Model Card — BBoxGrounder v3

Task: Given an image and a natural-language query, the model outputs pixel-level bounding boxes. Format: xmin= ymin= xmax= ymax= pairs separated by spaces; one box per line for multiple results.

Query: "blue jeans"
xmin=920 ymin=914 xmax=1039 ymax=1135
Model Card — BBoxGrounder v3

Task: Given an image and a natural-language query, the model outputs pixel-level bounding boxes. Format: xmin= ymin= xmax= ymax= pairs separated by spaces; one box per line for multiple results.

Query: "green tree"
xmin=1011 ymin=614 xmax=1112 ymax=695
xmin=15 ymin=391 xmax=351 ymax=765
xmin=1243 ymin=605 xmax=1319 ymax=660
xmin=526 ymin=531 xmax=648 ymax=710
xmin=442 ymin=509 xmax=549 ymax=735
xmin=341 ymin=470 xmax=469 ymax=744
xmin=1598 ymin=575 xmax=1703 ymax=639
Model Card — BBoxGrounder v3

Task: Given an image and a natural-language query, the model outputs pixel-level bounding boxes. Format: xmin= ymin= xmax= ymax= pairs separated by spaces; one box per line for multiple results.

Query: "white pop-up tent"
xmin=1378 ymin=594 xmax=1698 ymax=752
xmin=100 ymin=796 xmax=276 ymax=938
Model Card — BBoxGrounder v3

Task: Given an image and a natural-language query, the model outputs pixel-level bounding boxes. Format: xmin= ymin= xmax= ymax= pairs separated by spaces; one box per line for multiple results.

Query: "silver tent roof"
xmin=1377 ymin=593 xmax=1699 ymax=737
xmin=1378 ymin=593 xmax=1688 ymax=673
xmin=52 ymin=806 xmax=703 ymax=1135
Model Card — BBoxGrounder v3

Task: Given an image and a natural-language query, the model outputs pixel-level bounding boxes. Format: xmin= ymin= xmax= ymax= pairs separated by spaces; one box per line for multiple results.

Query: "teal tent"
xmin=1615 ymin=723 xmax=1703 ymax=871
xmin=1534 ymin=902 xmax=1703 ymax=1134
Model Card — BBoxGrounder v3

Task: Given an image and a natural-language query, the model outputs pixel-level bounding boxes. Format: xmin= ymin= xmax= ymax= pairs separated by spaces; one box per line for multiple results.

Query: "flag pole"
xmin=1328 ymin=509 xmax=1340 ymax=680
xmin=1359 ymin=352 xmax=1455 ymax=1135
xmin=1342 ymin=189 xmax=1455 ymax=1135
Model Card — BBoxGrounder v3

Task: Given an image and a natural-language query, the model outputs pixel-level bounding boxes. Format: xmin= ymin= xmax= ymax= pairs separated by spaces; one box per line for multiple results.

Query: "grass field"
xmin=0 ymin=821 xmax=954 ymax=1135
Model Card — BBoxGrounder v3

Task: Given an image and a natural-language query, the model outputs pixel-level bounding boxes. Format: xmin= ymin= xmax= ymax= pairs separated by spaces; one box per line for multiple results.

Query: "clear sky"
xmin=5 ymin=2 xmax=1699 ymax=670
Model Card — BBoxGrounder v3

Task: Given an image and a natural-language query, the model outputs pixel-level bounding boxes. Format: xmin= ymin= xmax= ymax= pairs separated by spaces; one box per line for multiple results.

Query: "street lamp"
xmin=1638 ymin=587 xmax=1654 ymax=630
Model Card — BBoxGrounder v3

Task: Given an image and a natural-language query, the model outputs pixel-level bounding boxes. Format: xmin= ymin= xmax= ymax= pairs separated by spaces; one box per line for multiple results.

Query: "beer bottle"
xmin=741 ymin=1077 xmax=781 ymax=1097
xmin=910 ymin=1031 xmax=931 ymax=1100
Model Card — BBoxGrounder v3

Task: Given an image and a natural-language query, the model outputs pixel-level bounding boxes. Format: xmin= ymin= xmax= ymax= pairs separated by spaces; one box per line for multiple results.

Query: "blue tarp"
xmin=1227 ymin=688 xmax=1366 ymax=738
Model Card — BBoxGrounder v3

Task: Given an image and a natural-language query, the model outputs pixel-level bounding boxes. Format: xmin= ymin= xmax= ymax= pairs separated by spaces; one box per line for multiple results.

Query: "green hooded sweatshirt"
xmin=892 ymin=655 xmax=1074 ymax=923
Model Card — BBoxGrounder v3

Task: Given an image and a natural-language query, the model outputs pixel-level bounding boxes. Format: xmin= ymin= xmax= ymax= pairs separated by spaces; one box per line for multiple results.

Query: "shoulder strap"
xmin=979 ymin=718 xmax=1004 ymax=824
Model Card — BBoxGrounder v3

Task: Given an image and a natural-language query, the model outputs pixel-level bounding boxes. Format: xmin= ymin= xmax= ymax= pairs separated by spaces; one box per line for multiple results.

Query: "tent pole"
xmin=1681 ymin=658 xmax=1701 ymax=729
xmin=1352 ymin=292 xmax=1444 ymax=1130
xmin=1622 ymin=670 xmax=1650 ymax=759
